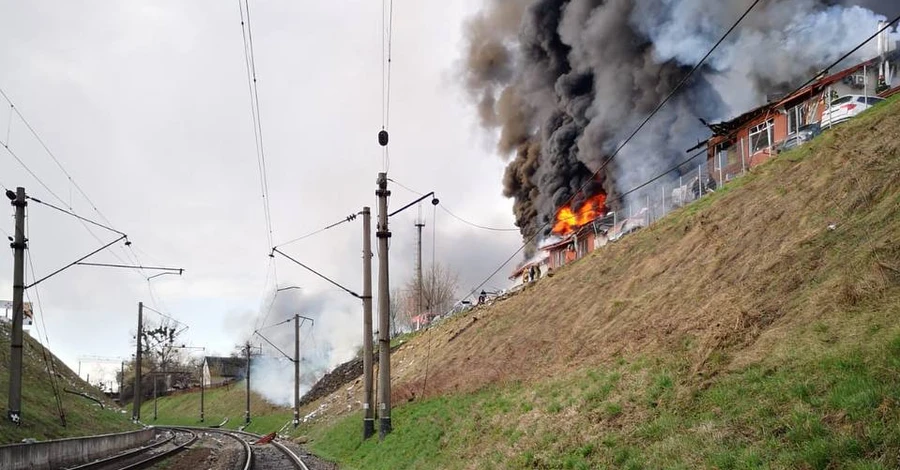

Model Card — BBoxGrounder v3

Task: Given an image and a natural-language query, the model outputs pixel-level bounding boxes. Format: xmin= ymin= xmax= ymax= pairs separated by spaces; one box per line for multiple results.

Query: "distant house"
xmin=202 ymin=356 xmax=247 ymax=387
xmin=706 ymin=46 xmax=899 ymax=184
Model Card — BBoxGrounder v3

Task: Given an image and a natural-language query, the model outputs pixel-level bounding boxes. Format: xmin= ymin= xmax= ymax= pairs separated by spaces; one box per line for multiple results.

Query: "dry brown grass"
xmin=300 ymin=98 xmax=900 ymax=425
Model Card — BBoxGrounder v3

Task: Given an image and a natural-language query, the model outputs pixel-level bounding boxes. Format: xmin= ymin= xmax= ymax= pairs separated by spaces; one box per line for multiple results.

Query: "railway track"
xmin=164 ymin=426 xmax=308 ymax=470
xmin=65 ymin=428 xmax=198 ymax=470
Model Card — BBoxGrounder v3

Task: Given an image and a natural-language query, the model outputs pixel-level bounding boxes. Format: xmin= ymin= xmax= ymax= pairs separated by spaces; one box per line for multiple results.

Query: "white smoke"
xmin=463 ymin=0 xmax=899 ymax=237
xmin=597 ymin=1 xmax=891 ymax=206
xmin=235 ymin=289 xmax=361 ymax=407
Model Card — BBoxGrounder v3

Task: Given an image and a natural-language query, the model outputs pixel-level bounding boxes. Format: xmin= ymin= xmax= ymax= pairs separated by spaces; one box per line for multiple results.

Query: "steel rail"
xmin=157 ymin=426 xmax=251 ymax=470
xmin=64 ymin=430 xmax=177 ymax=470
xmin=119 ymin=428 xmax=197 ymax=469
xmin=223 ymin=428 xmax=308 ymax=470
xmin=160 ymin=425 xmax=307 ymax=470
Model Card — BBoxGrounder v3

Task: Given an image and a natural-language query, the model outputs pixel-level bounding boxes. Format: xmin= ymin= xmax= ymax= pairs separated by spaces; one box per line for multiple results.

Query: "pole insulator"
xmin=378 ymin=130 xmax=389 ymax=147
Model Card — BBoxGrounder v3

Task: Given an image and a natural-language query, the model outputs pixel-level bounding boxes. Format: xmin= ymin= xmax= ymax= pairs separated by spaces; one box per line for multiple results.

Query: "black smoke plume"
xmin=463 ymin=0 xmax=898 ymax=251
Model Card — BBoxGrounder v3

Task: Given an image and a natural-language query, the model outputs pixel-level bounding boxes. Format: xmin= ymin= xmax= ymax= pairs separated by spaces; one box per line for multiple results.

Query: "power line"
xmin=461 ymin=0 xmax=762 ymax=299
xmin=463 ymin=147 xmax=708 ymax=301
xmin=439 ymin=206 xmax=519 ymax=233
xmin=237 ymin=0 xmax=275 ymax=253
xmin=1 ymin=140 xmax=67 ymax=205
xmin=380 ymin=0 xmax=396 ymax=171
xmin=790 ymin=14 xmax=900 ymax=96
xmin=0 ymin=87 xmax=116 ymax=228
xmin=271 ymin=247 xmax=362 ymax=299
xmin=0 ymin=87 xmax=147 ymax=274
xmin=27 ymin=196 xmax=127 ymax=237
xmin=24 ymin=226 xmax=67 ymax=425
xmin=274 ymin=212 xmax=359 ymax=249
xmin=389 ymin=178 xmax=518 ymax=232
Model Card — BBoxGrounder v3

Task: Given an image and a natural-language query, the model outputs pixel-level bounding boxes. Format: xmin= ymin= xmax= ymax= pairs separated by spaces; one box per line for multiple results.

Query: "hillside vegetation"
xmin=0 ymin=322 xmax=137 ymax=443
xmin=138 ymin=380 xmax=294 ymax=435
xmin=299 ymin=97 xmax=900 ymax=469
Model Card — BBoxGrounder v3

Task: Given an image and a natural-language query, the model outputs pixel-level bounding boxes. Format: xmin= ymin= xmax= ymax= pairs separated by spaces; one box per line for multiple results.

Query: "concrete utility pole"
xmin=133 ymin=301 xmax=143 ymax=422
xmin=6 ymin=187 xmax=26 ymax=425
xmin=361 ymin=206 xmax=375 ymax=439
xmin=294 ymin=314 xmax=300 ymax=427
xmin=200 ymin=362 xmax=205 ymax=422
xmin=153 ymin=370 xmax=158 ymax=420
xmin=375 ymin=173 xmax=392 ymax=439
xmin=415 ymin=216 xmax=425 ymax=330
xmin=245 ymin=341 xmax=251 ymax=425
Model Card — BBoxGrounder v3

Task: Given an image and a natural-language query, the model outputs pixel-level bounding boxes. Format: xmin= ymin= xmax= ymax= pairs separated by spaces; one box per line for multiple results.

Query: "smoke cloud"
xmin=229 ymin=289 xmax=360 ymax=407
xmin=462 ymin=0 xmax=898 ymax=248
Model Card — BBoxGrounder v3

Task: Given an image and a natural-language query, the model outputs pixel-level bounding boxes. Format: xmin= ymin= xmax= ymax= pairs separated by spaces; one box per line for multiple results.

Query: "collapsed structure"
xmin=510 ymin=24 xmax=900 ymax=284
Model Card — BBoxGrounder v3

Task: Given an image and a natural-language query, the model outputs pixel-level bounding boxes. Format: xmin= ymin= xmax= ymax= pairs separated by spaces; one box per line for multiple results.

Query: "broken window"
xmin=787 ymin=104 xmax=809 ymax=135
xmin=749 ymin=119 xmax=774 ymax=154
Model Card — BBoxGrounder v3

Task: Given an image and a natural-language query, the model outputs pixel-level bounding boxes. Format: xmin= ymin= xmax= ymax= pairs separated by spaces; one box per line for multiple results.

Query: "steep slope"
xmin=300 ymin=97 xmax=900 ymax=469
xmin=139 ymin=380 xmax=293 ymax=435
xmin=0 ymin=322 xmax=137 ymax=443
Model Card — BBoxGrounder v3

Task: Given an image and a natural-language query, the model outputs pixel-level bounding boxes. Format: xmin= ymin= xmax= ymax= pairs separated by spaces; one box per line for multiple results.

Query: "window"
xmin=787 ymin=104 xmax=808 ymax=135
xmin=866 ymin=97 xmax=884 ymax=105
xmin=830 ymin=96 xmax=854 ymax=106
xmin=749 ymin=119 xmax=774 ymax=154
xmin=715 ymin=142 xmax=739 ymax=170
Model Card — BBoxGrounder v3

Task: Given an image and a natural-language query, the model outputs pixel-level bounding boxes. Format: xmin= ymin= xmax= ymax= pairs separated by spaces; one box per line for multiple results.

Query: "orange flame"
xmin=552 ymin=193 xmax=607 ymax=236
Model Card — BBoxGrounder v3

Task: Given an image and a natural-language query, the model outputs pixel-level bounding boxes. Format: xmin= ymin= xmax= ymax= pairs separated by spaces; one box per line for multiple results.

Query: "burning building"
xmin=463 ymin=0 xmax=900 ymax=257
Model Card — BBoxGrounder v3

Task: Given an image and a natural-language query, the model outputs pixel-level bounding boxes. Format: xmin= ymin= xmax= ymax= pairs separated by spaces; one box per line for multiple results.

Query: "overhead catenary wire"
xmin=461 ymin=0 xmax=763 ymax=300
xmin=0 ymin=87 xmax=152 ymax=277
xmin=389 ymin=178 xmax=519 ymax=232
xmin=273 ymin=212 xmax=359 ymax=249
xmin=27 ymin=197 xmax=127 ymax=237
xmin=237 ymin=0 xmax=276 ymax=254
xmin=0 ymin=87 xmax=116 ymax=228
xmin=380 ymin=0 xmax=396 ymax=171
xmin=463 ymin=146 xmax=709 ymax=301
xmin=141 ymin=304 xmax=190 ymax=332
xmin=788 ymin=13 xmax=900 ymax=97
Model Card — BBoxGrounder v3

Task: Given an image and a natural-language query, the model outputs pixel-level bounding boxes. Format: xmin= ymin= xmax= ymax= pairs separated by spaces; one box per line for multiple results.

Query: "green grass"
xmin=300 ymin=326 xmax=900 ymax=470
xmin=0 ymin=323 xmax=137 ymax=443
xmin=139 ymin=380 xmax=293 ymax=434
xmin=296 ymin=96 xmax=900 ymax=469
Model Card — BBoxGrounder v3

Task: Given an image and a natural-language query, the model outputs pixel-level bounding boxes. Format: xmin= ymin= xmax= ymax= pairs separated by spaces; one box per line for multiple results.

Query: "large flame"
xmin=552 ymin=193 xmax=607 ymax=236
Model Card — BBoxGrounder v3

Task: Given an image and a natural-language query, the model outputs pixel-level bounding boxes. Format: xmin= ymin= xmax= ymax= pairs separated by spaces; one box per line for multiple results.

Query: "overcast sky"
xmin=0 ymin=1 xmax=523 ymax=386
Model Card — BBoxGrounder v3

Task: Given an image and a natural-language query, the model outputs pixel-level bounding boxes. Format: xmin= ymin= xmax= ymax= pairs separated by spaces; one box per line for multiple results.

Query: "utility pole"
xmin=294 ymin=314 xmax=300 ymax=428
xmin=132 ymin=302 xmax=143 ymax=422
xmin=375 ymin=173 xmax=392 ymax=439
xmin=153 ymin=370 xmax=158 ymax=420
xmin=120 ymin=361 xmax=124 ymax=400
xmin=415 ymin=216 xmax=425 ymax=331
xmin=6 ymin=187 xmax=26 ymax=425
xmin=244 ymin=341 xmax=253 ymax=425
xmin=200 ymin=362 xmax=205 ymax=422
xmin=361 ymin=206 xmax=375 ymax=439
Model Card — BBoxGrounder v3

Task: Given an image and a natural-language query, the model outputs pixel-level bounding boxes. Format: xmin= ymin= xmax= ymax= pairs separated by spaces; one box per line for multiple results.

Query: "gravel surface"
xmin=160 ymin=431 xmax=247 ymax=470
xmin=279 ymin=440 xmax=339 ymax=470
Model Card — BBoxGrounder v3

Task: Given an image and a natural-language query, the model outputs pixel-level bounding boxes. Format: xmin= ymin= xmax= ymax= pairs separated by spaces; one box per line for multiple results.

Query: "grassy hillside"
xmin=0 ymin=322 xmax=137 ymax=443
xmin=139 ymin=380 xmax=294 ymax=435
xmin=299 ymin=97 xmax=900 ymax=469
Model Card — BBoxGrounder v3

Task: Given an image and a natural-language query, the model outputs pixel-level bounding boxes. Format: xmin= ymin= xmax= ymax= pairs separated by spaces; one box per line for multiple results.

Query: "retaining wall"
xmin=0 ymin=428 xmax=155 ymax=470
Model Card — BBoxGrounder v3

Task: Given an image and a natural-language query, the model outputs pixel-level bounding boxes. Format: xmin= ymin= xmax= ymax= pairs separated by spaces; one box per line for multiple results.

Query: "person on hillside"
xmin=478 ymin=291 xmax=487 ymax=305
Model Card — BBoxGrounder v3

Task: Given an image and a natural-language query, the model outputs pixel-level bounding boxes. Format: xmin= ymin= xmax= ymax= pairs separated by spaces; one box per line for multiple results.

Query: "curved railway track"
xmin=163 ymin=426 xmax=308 ymax=470
xmin=66 ymin=428 xmax=198 ymax=470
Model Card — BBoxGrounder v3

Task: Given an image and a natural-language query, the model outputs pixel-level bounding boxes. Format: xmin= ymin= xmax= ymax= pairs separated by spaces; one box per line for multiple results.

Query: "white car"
xmin=820 ymin=95 xmax=884 ymax=127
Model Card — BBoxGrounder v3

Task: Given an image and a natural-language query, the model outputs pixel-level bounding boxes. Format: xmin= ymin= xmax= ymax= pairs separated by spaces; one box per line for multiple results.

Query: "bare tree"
xmin=395 ymin=262 xmax=460 ymax=332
